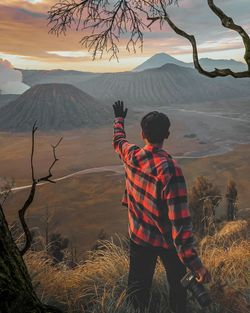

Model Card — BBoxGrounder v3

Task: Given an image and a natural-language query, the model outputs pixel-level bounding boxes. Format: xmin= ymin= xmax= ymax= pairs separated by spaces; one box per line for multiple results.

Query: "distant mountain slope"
xmin=197 ymin=58 xmax=247 ymax=72
xmin=132 ymin=53 xmax=246 ymax=73
xmin=0 ymin=94 xmax=18 ymax=108
xmin=20 ymin=69 xmax=100 ymax=87
xmin=0 ymin=83 xmax=111 ymax=132
xmin=133 ymin=52 xmax=189 ymax=71
xmin=79 ymin=63 xmax=250 ymax=106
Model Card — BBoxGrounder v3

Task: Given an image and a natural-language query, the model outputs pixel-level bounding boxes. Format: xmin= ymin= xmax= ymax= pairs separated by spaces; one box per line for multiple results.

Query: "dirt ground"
xmin=2 ymin=141 xmax=250 ymax=258
xmin=1 ymin=103 xmax=250 ymax=258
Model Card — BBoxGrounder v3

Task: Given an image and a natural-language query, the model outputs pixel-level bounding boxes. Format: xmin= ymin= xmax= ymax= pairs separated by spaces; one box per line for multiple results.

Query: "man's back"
xmin=112 ymin=102 xmax=211 ymax=313
xmin=122 ymin=144 xmax=176 ymax=248
xmin=113 ymin=116 xmax=202 ymax=272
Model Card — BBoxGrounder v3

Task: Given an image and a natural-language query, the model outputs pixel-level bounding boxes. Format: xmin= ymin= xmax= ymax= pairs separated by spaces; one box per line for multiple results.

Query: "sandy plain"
xmin=1 ymin=101 xmax=250 ymax=257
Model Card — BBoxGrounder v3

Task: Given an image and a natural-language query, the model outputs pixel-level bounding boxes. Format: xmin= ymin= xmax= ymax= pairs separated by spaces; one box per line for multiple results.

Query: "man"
xmin=112 ymin=101 xmax=210 ymax=313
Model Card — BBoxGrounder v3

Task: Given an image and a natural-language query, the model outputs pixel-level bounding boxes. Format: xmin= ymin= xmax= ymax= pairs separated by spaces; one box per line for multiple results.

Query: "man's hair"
xmin=141 ymin=111 xmax=170 ymax=144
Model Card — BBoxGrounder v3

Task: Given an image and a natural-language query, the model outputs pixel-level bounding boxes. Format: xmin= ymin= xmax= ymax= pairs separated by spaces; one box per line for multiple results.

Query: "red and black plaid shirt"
xmin=113 ymin=117 xmax=202 ymax=272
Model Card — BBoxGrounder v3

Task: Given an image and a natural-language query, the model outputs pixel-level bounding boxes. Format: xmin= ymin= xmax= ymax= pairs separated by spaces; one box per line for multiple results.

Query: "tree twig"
xmin=19 ymin=123 xmax=62 ymax=256
xmin=207 ymin=0 xmax=250 ymax=71
xmin=48 ymin=0 xmax=174 ymax=60
xmin=48 ymin=0 xmax=250 ymax=78
xmin=37 ymin=137 xmax=63 ymax=183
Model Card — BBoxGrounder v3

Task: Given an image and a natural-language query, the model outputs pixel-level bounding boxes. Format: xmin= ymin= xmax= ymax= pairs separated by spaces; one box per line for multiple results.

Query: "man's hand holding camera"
xmin=195 ymin=265 xmax=211 ymax=284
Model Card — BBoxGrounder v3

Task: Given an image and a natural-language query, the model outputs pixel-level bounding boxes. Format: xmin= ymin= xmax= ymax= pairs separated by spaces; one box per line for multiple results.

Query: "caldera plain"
xmin=1 ymin=98 xmax=250 ymax=258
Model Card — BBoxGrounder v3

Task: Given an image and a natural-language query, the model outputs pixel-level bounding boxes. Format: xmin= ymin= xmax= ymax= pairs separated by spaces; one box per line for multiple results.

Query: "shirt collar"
xmin=143 ymin=144 xmax=161 ymax=152
xmin=143 ymin=144 xmax=171 ymax=158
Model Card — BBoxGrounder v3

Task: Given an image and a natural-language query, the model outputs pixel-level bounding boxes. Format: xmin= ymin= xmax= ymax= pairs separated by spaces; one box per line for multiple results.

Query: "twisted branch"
xmin=160 ymin=1 xmax=250 ymax=78
xmin=208 ymin=0 xmax=250 ymax=71
xmin=48 ymin=0 xmax=250 ymax=78
xmin=164 ymin=14 xmax=250 ymax=78
xmin=19 ymin=123 xmax=62 ymax=256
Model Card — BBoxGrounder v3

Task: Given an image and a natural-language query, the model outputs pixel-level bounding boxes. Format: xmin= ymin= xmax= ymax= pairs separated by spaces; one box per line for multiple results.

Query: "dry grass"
xmin=25 ymin=236 xmax=133 ymax=312
xmin=24 ymin=221 xmax=250 ymax=313
xmin=199 ymin=220 xmax=250 ymax=313
xmin=201 ymin=240 xmax=250 ymax=313
xmin=200 ymin=219 xmax=249 ymax=249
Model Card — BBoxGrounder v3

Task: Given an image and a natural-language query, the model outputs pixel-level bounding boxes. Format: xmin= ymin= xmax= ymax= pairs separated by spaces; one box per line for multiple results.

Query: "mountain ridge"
xmin=77 ymin=63 xmax=250 ymax=106
xmin=13 ymin=55 xmax=250 ymax=109
xmin=132 ymin=52 xmax=246 ymax=72
xmin=132 ymin=52 xmax=190 ymax=71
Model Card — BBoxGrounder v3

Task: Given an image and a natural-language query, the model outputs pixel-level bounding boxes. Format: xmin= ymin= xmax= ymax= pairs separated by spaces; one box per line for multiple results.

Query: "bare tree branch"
xmin=48 ymin=0 xmax=175 ymax=60
xmin=147 ymin=16 xmax=160 ymax=28
xmin=164 ymin=14 xmax=250 ymax=78
xmin=207 ymin=0 xmax=250 ymax=71
xmin=37 ymin=137 xmax=63 ymax=183
xmin=48 ymin=0 xmax=250 ymax=78
xmin=31 ymin=122 xmax=38 ymax=182
xmin=19 ymin=124 xmax=62 ymax=256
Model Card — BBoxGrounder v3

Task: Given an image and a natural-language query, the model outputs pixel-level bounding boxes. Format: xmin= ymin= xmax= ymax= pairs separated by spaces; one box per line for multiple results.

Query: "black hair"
xmin=141 ymin=111 xmax=170 ymax=144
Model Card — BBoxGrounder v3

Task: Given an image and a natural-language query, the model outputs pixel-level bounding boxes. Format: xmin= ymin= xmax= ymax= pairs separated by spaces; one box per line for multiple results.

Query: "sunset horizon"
xmin=0 ymin=0 xmax=249 ymax=72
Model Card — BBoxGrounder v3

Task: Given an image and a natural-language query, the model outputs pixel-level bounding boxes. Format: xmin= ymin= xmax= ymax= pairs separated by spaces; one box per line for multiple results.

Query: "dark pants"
xmin=127 ymin=239 xmax=187 ymax=313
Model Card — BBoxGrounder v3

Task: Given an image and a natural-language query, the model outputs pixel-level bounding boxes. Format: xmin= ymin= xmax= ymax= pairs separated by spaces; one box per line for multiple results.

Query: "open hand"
xmin=112 ymin=100 xmax=128 ymax=118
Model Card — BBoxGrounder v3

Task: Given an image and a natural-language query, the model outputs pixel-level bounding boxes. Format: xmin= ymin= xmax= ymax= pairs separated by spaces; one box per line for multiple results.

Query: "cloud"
xmin=16 ymin=7 xmax=47 ymax=18
xmin=0 ymin=59 xmax=30 ymax=94
xmin=47 ymin=51 xmax=91 ymax=58
xmin=26 ymin=0 xmax=44 ymax=3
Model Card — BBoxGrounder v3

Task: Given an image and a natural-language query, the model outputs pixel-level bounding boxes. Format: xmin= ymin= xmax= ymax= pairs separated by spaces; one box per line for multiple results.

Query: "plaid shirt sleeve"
xmin=113 ymin=117 xmax=139 ymax=163
xmin=162 ymin=162 xmax=203 ymax=272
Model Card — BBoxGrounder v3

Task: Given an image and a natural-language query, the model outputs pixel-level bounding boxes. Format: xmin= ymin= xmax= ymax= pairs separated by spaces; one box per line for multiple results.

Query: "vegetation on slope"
xmin=24 ymin=220 xmax=250 ymax=313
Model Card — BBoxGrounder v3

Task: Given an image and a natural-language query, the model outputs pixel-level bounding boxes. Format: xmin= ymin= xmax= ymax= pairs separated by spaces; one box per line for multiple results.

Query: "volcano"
xmin=79 ymin=63 xmax=250 ymax=106
xmin=0 ymin=83 xmax=111 ymax=132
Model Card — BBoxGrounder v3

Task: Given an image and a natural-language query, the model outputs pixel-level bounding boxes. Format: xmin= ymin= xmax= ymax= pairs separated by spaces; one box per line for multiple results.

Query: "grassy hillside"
xmin=24 ymin=220 xmax=250 ymax=313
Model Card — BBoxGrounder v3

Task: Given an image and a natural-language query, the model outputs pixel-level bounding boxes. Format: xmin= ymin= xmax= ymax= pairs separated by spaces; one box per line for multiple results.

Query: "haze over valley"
xmin=19 ymin=54 xmax=250 ymax=106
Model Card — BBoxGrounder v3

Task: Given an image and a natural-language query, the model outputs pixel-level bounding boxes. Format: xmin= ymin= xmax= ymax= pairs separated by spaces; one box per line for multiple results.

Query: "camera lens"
xmin=190 ymin=281 xmax=211 ymax=307
xmin=181 ymin=272 xmax=212 ymax=308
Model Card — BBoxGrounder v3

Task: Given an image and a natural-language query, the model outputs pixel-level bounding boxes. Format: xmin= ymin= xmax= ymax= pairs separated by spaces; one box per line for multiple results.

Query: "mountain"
xmin=78 ymin=63 xmax=250 ymax=106
xmin=20 ymin=69 xmax=100 ymax=87
xmin=0 ymin=83 xmax=111 ymax=132
xmin=16 ymin=56 xmax=250 ymax=109
xmin=0 ymin=94 xmax=18 ymax=108
xmin=133 ymin=52 xmax=247 ymax=73
xmin=133 ymin=53 xmax=189 ymax=71
xmin=196 ymin=58 xmax=247 ymax=72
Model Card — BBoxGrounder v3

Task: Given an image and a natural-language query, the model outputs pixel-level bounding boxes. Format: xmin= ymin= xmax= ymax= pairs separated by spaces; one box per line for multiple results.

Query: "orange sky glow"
xmin=0 ymin=0 xmax=249 ymax=72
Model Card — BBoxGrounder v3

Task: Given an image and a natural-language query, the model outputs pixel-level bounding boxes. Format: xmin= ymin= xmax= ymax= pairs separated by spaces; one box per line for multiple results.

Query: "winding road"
xmin=9 ymin=149 xmax=232 ymax=194
xmin=4 ymin=107 xmax=249 ymax=194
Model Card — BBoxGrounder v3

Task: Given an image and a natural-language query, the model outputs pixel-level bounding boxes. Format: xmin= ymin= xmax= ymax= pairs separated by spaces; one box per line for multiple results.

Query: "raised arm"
xmin=163 ymin=162 xmax=210 ymax=283
xmin=112 ymin=100 xmax=139 ymax=163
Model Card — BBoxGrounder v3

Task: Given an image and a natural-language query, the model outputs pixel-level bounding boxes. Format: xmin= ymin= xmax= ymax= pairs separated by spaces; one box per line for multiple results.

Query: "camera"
xmin=181 ymin=271 xmax=212 ymax=308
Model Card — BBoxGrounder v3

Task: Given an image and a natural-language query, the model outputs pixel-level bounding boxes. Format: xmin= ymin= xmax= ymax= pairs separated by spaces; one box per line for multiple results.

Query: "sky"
xmin=0 ymin=0 xmax=249 ymax=72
